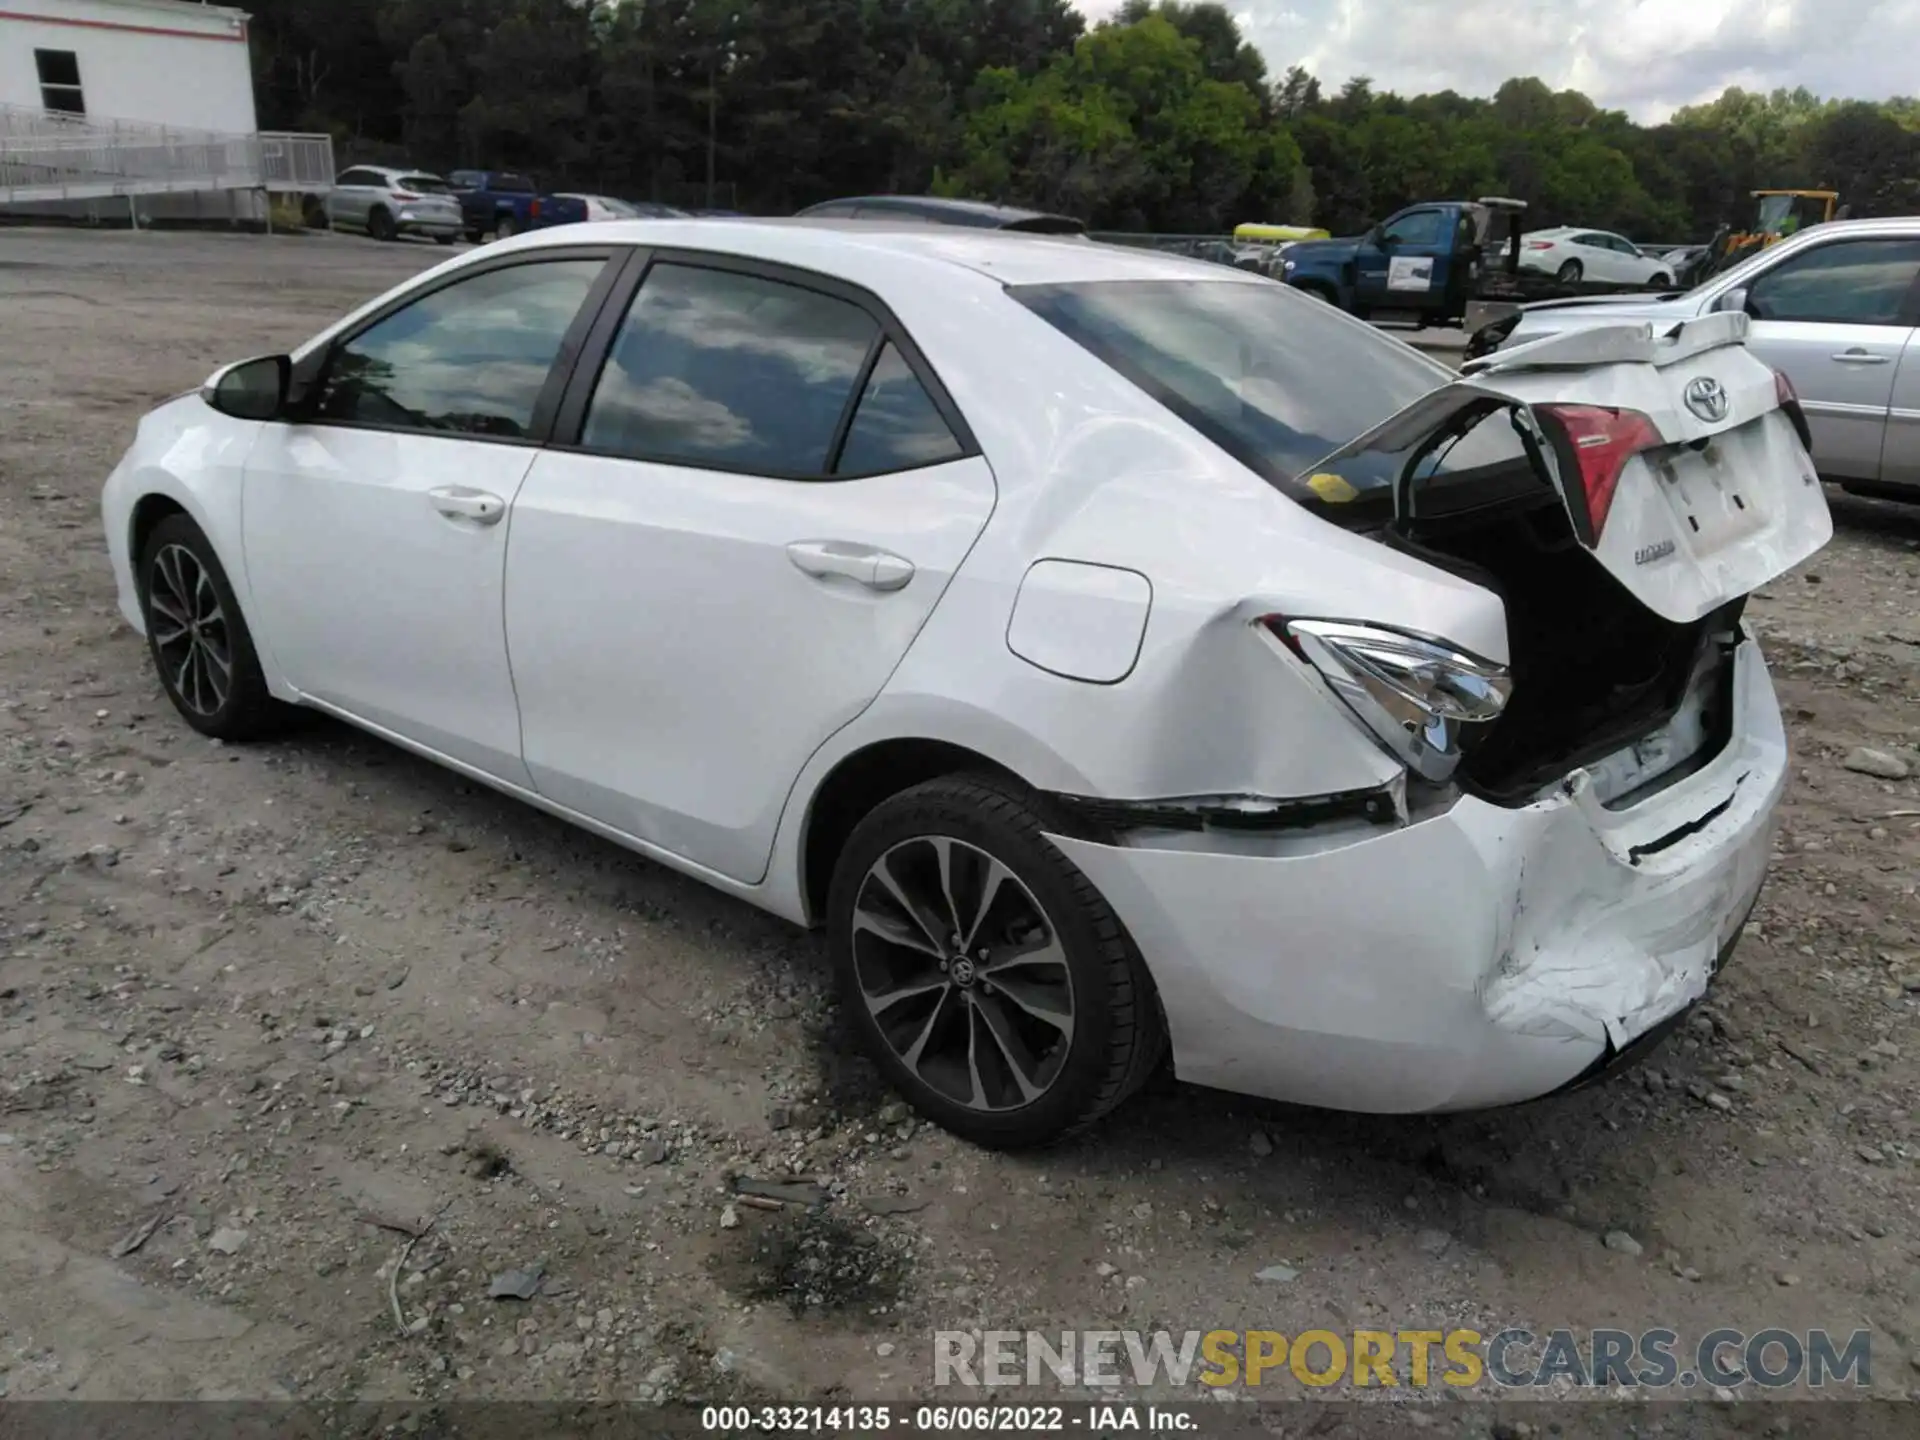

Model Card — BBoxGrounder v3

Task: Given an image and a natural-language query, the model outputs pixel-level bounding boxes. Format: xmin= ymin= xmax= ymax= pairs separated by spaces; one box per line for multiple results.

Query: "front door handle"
xmin=786 ymin=540 xmax=915 ymax=592
xmin=1830 ymin=349 xmax=1890 ymax=365
xmin=428 ymin=486 xmax=506 ymax=526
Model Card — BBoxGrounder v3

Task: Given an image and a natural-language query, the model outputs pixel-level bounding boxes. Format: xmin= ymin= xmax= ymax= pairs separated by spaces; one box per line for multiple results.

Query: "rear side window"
xmin=582 ymin=263 xmax=878 ymax=474
xmin=315 ymin=259 xmax=603 ymax=437
xmin=1746 ymin=238 xmax=1920 ymax=325
xmin=1012 ymin=279 xmax=1448 ymax=519
xmin=1382 ymin=210 xmax=1444 ymax=246
xmin=492 ymin=174 xmax=537 ymax=194
xmin=836 ymin=343 xmax=964 ymax=475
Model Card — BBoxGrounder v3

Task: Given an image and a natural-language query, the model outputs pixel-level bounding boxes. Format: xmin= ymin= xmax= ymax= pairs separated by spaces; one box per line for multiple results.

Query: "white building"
xmin=0 ymin=0 xmax=331 ymax=225
xmin=0 ymin=0 xmax=259 ymax=134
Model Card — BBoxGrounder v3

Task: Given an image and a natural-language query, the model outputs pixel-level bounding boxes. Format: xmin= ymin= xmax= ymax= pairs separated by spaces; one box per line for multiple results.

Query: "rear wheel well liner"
xmin=799 ymin=739 xmax=1027 ymax=925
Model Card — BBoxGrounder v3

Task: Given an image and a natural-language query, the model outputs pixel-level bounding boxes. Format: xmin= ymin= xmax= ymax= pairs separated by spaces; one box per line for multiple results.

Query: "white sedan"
xmin=102 ymin=221 xmax=1829 ymax=1147
xmin=1517 ymin=226 xmax=1675 ymax=286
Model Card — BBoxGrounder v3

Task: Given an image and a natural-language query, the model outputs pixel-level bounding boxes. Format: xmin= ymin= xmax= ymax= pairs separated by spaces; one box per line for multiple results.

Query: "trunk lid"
xmin=1305 ymin=312 xmax=1832 ymax=624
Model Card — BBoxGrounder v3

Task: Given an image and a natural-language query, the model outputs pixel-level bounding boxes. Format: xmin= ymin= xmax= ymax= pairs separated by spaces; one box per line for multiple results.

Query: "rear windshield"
xmin=492 ymin=174 xmax=536 ymax=194
xmin=1011 ymin=279 xmax=1449 ymax=519
xmin=399 ymin=174 xmax=451 ymax=194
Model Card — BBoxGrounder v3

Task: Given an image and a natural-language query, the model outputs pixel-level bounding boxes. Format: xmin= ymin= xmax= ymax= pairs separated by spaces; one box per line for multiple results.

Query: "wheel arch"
xmin=798 ymin=737 xmax=1026 ymax=926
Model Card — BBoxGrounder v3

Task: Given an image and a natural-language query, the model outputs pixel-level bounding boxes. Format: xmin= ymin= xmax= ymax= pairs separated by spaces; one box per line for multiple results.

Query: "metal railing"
xmin=0 ymin=103 xmax=334 ymax=205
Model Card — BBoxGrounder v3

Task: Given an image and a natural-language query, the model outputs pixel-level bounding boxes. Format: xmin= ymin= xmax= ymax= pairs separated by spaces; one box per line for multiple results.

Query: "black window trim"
xmin=35 ymin=48 xmax=85 ymax=113
xmin=1742 ymin=235 xmax=1920 ymax=328
xmin=285 ymin=246 xmax=630 ymax=448
xmin=547 ymin=247 xmax=980 ymax=482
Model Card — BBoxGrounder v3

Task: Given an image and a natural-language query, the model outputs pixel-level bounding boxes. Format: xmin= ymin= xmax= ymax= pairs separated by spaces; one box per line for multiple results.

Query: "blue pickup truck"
xmin=447 ymin=170 xmax=588 ymax=242
xmin=1275 ymin=199 xmax=1507 ymax=326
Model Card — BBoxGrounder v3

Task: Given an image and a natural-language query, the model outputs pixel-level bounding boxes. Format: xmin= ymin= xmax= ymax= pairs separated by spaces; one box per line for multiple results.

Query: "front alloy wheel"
xmin=852 ymin=836 xmax=1076 ymax=1112
xmin=148 ymin=542 xmax=232 ymax=718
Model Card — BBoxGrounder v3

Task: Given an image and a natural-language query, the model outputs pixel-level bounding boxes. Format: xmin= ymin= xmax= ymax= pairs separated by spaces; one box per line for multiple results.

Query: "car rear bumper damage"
xmin=1048 ymin=638 xmax=1785 ymax=1114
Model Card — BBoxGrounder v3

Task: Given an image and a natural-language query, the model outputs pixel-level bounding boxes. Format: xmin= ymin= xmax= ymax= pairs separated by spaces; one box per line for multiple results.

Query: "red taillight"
xmin=530 ymin=199 xmax=542 ymax=219
xmin=1536 ymin=404 xmax=1662 ymax=545
xmin=1526 ymin=240 xmax=1555 ymax=250
xmin=392 ymin=191 xmax=420 ymax=202
xmin=1772 ymin=367 xmax=1814 ymax=450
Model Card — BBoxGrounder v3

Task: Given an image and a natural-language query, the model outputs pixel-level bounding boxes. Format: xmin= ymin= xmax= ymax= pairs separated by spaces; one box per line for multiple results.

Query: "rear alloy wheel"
xmin=140 ymin=514 xmax=288 ymax=741
xmin=495 ymin=215 xmax=517 ymax=240
xmin=367 ymin=207 xmax=397 ymax=242
xmin=1556 ymin=258 xmax=1584 ymax=283
xmin=828 ymin=774 xmax=1163 ymax=1149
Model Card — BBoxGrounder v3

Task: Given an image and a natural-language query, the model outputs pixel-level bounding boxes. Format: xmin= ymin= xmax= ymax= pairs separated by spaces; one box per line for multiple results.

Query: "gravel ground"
xmin=1 ymin=230 xmax=1917 ymax=1431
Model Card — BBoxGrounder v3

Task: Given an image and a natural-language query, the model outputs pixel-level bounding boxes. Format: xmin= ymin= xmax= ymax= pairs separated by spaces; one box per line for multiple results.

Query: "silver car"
xmin=324 ymin=166 xmax=464 ymax=245
xmin=1478 ymin=217 xmax=1920 ymax=501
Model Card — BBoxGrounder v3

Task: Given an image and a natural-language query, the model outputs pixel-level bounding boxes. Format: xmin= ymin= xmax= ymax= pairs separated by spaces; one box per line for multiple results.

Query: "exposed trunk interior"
xmin=1386 ymin=484 xmax=1737 ymax=806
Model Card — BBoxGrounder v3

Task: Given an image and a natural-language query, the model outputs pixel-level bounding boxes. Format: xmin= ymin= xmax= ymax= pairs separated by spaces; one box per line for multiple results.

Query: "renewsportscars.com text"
xmin=934 ymin=1327 xmax=1874 ymax=1391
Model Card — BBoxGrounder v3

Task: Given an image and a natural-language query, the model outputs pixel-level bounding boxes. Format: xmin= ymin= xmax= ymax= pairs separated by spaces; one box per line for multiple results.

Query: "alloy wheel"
xmin=147 ymin=543 xmax=232 ymax=717
xmin=851 ymin=836 xmax=1076 ymax=1112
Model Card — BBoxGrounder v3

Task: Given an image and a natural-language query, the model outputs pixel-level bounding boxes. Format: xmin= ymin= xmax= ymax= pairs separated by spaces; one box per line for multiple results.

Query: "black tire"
xmin=300 ymin=194 xmax=327 ymax=230
xmin=1650 ymin=271 xmax=1672 ymax=289
xmin=139 ymin=514 xmax=290 ymax=742
xmin=367 ymin=207 xmax=397 ymax=242
xmin=494 ymin=215 xmax=517 ymax=240
xmin=464 ymin=230 xmax=486 ymax=245
xmin=435 ymin=234 xmax=457 ymax=246
xmin=1556 ymin=258 xmax=1583 ymax=283
xmin=827 ymin=772 xmax=1164 ymax=1149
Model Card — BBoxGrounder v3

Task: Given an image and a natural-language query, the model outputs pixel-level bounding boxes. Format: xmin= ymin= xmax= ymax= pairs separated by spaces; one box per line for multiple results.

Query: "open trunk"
xmin=1304 ymin=311 xmax=1831 ymax=806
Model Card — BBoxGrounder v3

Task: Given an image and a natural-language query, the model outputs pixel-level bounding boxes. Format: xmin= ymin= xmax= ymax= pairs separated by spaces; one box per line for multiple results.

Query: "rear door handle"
xmin=428 ymin=486 xmax=506 ymax=526
xmin=786 ymin=539 xmax=915 ymax=592
xmin=1830 ymin=350 xmax=1890 ymax=364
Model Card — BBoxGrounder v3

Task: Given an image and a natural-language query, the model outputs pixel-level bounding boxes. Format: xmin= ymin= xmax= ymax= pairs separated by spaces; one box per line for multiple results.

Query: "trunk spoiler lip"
xmin=1295 ymin=313 xmax=1755 ymax=482
xmin=1463 ymin=311 xmax=1749 ymax=376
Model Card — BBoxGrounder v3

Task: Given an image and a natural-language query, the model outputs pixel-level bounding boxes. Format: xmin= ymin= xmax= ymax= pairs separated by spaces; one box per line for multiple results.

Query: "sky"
xmin=1071 ymin=0 xmax=1920 ymax=121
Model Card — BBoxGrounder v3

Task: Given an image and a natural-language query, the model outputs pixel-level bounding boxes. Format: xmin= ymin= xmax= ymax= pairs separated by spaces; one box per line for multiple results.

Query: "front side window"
xmin=1382 ymin=210 xmax=1443 ymax=247
xmin=1746 ymin=239 xmax=1920 ymax=325
xmin=581 ymin=263 xmax=878 ymax=474
xmin=35 ymin=49 xmax=84 ymax=115
xmin=313 ymin=259 xmax=603 ymax=437
xmin=1013 ymin=278 xmax=1451 ymax=523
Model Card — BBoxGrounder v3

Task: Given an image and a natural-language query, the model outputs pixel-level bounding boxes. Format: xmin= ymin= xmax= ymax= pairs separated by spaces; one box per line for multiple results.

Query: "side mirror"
xmin=1713 ymin=287 xmax=1750 ymax=316
xmin=1372 ymin=227 xmax=1395 ymax=247
xmin=203 ymin=355 xmax=290 ymax=422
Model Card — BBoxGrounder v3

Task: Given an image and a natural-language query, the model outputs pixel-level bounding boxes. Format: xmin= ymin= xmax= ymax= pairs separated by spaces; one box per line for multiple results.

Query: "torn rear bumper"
xmin=1048 ymin=638 xmax=1785 ymax=1114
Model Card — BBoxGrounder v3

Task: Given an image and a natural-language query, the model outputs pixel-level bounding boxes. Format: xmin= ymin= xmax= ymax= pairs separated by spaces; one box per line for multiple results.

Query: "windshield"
xmin=1011 ymin=279 xmax=1450 ymax=520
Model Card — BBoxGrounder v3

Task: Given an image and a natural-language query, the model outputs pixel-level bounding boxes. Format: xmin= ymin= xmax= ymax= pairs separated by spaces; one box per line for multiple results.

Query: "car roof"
xmin=798 ymin=195 xmax=1086 ymax=232
xmin=499 ymin=216 xmax=1247 ymax=287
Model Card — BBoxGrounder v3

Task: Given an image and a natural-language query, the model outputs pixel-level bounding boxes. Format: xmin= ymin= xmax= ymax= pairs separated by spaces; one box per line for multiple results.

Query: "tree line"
xmin=246 ymin=0 xmax=1920 ymax=240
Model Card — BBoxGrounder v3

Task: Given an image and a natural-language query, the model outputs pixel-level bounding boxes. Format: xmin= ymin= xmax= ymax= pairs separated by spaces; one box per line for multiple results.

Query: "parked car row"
xmin=322 ymin=165 xmax=696 ymax=244
xmin=106 ymin=214 xmax=1834 ymax=1147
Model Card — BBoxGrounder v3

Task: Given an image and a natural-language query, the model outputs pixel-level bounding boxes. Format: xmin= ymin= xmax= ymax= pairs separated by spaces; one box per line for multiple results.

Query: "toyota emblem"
xmin=1684 ymin=376 xmax=1729 ymax=423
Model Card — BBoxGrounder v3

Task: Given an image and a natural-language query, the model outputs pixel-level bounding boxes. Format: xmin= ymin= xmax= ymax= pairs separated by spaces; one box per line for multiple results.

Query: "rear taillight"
xmin=1773 ymin=368 xmax=1814 ymax=450
xmin=530 ymin=199 xmax=543 ymax=219
xmin=1526 ymin=240 xmax=1555 ymax=250
xmin=1535 ymin=403 xmax=1661 ymax=546
xmin=392 ymin=190 xmax=421 ymax=202
xmin=1262 ymin=618 xmax=1511 ymax=784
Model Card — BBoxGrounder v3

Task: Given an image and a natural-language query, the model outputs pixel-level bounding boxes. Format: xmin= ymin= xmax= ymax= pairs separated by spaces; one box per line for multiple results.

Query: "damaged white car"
xmin=99 ymin=224 xmax=1831 ymax=1146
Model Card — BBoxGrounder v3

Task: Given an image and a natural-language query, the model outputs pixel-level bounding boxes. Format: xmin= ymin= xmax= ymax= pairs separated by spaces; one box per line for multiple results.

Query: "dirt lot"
xmin=1 ymin=229 xmax=1917 ymax=1429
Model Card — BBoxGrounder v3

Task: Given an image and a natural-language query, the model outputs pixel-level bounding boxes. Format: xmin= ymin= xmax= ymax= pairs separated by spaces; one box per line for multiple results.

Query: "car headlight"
xmin=1264 ymin=618 xmax=1511 ymax=783
xmin=1282 ymin=258 xmax=1297 ymax=274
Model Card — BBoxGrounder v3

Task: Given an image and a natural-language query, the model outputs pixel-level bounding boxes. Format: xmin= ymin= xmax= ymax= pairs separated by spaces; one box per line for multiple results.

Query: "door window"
xmin=1746 ymin=239 xmax=1920 ymax=325
xmin=581 ymin=263 xmax=879 ymax=474
xmin=335 ymin=169 xmax=381 ymax=188
xmin=1381 ymin=210 xmax=1444 ymax=247
xmin=312 ymin=259 xmax=603 ymax=438
xmin=835 ymin=343 xmax=964 ymax=475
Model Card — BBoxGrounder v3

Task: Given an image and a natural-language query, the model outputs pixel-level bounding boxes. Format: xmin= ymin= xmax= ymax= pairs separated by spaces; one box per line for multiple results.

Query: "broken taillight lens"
xmin=1535 ymin=403 xmax=1661 ymax=546
xmin=1263 ymin=618 xmax=1512 ymax=784
xmin=1773 ymin=368 xmax=1814 ymax=451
